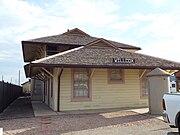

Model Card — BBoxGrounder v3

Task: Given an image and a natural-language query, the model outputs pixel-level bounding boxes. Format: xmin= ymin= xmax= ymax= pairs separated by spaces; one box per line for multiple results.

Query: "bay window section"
xmin=72 ymin=68 xmax=90 ymax=101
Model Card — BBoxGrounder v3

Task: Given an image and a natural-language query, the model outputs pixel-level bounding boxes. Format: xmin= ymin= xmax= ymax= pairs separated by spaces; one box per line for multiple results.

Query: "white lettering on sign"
xmin=113 ymin=58 xmax=135 ymax=64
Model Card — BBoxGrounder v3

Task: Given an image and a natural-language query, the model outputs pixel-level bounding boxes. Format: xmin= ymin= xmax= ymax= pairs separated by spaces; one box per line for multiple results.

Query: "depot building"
xmin=22 ymin=28 xmax=180 ymax=112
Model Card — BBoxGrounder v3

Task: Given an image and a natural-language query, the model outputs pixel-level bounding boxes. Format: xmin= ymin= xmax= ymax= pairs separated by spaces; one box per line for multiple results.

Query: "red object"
xmin=162 ymin=99 xmax=166 ymax=110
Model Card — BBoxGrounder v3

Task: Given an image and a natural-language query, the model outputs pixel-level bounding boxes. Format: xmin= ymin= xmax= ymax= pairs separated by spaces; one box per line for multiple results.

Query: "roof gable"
xmin=62 ymin=28 xmax=90 ymax=36
xmin=86 ymin=38 xmax=118 ymax=49
xmin=22 ymin=28 xmax=141 ymax=50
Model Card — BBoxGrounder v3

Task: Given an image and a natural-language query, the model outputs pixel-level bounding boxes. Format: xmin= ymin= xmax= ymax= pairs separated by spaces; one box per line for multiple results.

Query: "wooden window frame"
xmin=107 ymin=69 xmax=125 ymax=84
xmin=71 ymin=68 xmax=92 ymax=102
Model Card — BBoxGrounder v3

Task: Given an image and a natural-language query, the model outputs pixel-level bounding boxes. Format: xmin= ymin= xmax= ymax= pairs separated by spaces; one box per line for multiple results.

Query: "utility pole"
xmin=18 ymin=70 xmax=20 ymax=86
xmin=2 ymin=75 xmax=3 ymax=81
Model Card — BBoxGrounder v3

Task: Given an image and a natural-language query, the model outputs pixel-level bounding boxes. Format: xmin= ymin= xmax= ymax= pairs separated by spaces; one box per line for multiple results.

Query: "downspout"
xmin=57 ymin=68 xmax=64 ymax=112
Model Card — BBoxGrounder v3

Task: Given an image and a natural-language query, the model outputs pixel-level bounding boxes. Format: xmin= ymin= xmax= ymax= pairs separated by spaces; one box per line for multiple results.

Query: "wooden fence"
xmin=0 ymin=81 xmax=23 ymax=113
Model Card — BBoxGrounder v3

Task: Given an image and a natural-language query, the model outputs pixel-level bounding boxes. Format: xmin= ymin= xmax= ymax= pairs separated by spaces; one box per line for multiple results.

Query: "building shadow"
xmin=167 ymin=132 xmax=179 ymax=135
xmin=0 ymin=97 xmax=34 ymax=120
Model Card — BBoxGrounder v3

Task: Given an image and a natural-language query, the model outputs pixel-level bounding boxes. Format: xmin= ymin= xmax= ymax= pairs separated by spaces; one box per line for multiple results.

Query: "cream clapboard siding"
xmin=44 ymin=68 xmax=60 ymax=111
xmin=60 ymin=68 xmax=148 ymax=111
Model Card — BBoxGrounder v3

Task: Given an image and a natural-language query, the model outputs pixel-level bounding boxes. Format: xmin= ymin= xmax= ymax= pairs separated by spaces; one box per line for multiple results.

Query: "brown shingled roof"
xmin=29 ymin=45 xmax=180 ymax=70
xmin=23 ymin=28 xmax=141 ymax=50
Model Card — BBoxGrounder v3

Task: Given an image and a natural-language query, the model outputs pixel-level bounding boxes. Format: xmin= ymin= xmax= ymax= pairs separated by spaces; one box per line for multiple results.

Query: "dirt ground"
xmin=0 ymin=111 xmax=178 ymax=135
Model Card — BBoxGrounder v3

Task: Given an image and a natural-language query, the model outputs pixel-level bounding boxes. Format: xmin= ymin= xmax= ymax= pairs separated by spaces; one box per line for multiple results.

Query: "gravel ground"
xmin=0 ymin=111 xmax=178 ymax=135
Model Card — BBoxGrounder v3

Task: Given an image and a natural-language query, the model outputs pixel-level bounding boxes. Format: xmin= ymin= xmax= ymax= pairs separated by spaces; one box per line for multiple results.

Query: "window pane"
xmin=74 ymin=70 xmax=89 ymax=81
xmin=84 ymin=89 xmax=88 ymax=96
xmin=83 ymin=73 xmax=88 ymax=81
xmin=79 ymin=89 xmax=84 ymax=96
xmin=110 ymin=69 xmax=122 ymax=81
xmin=73 ymin=68 xmax=89 ymax=98
xmin=74 ymin=82 xmax=79 ymax=87
xmin=74 ymin=89 xmax=79 ymax=97
xmin=47 ymin=45 xmax=59 ymax=56
xmin=33 ymin=79 xmax=42 ymax=95
xmin=74 ymin=74 xmax=80 ymax=80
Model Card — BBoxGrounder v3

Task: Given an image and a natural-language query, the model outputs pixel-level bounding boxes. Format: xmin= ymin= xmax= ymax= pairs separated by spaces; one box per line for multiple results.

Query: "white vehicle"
xmin=163 ymin=93 xmax=180 ymax=134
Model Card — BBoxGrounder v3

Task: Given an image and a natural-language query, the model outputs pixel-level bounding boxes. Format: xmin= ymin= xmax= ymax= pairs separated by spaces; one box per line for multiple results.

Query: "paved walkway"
xmin=0 ymin=97 xmax=57 ymax=119
xmin=31 ymin=101 xmax=57 ymax=116
xmin=131 ymin=108 xmax=163 ymax=121
xmin=0 ymin=97 xmax=163 ymax=121
xmin=0 ymin=97 xmax=34 ymax=120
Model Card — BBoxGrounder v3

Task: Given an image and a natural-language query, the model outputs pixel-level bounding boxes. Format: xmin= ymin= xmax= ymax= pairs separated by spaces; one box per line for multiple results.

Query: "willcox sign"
xmin=113 ymin=58 xmax=135 ymax=64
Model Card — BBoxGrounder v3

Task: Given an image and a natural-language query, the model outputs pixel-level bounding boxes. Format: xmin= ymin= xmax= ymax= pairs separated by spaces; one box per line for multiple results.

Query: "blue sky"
xmin=0 ymin=0 xmax=180 ymax=84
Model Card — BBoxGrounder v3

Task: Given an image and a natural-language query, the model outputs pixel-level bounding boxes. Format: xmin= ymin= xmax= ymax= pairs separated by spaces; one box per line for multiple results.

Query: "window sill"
xmin=140 ymin=95 xmax=148 ymax=99
xmin=71 ymin=97 xmax=91 ymax=102
xmin=108 ymin=80 xmax=124 ymax=84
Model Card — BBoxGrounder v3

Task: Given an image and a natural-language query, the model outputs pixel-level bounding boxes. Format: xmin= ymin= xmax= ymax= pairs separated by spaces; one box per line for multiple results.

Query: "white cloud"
xmin=0 ymin=0 xmax=43 ymax=29
xmin=108 ymin=10 xmax=180 ymax=62
xmin=139 ymin=36 xmax=180 ymax=62
xmin=0 ymin=0 xmax=180 ymax=83
xmin=0 ymin=51 xmax=10 ymax=60
xmin=129 ymin=13 xmax=158 ymax=21
xmin=133 ymin=12 xmax=180 ymax=62
xmin=145 ymin=0 xmax=165 ymax=7
xmin=51 ymin=0 xmax=120 ymax=27
xmin=111 ymin=21 xmax=137 ymax=31
xmin=136 ymin=12 xmax=180 ymax=38
xmin=0 ymin=0 xmax=121 ymax=40
xmin=0 ymin=0 xmax=121 ymax=82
